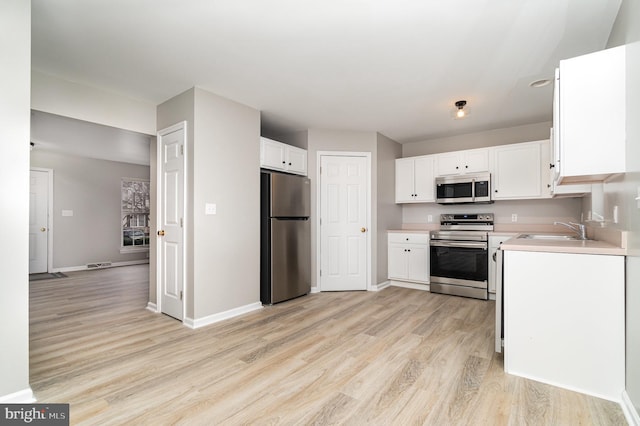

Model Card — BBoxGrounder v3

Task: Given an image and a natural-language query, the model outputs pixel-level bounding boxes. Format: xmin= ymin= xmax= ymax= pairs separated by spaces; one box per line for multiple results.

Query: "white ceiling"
xmin=31 ymin=0 xmax=622 ymax=145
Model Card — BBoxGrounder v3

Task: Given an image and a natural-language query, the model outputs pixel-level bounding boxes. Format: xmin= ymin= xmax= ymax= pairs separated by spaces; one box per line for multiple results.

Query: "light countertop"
xmin=500 ymin=234 xmax=626 ymax=256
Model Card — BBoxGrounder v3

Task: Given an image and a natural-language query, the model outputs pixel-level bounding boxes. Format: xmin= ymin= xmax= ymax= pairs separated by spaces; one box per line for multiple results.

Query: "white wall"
xmin=30 ymin=151 xmax=150 ymax=270
xmin=0 ymin=0 xmax=32 ymax=401
xmin=31 ymin=70 xmax=156 ymax=135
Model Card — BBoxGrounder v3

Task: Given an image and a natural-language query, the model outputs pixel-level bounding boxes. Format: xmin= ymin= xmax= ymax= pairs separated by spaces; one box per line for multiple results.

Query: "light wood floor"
xmin=30 ymin=265 xmax=626 ymax=425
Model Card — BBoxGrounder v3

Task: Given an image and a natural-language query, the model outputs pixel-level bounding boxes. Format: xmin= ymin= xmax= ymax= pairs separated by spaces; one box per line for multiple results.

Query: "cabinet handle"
xmin=456 ymin=166 xmax=459 ymax=169
xmin=407 ymin=249 xmax=411 ymax=252
xmin=492 ymin=252 xmax=496 ymax=262
xmin=495 ymin=189 xmax=498 ymax=193
xmin=547 ymin=184 xmax=551 ymax=188
xmin=465 ymin=165 xmax=468 ymax=168
xmin=406 ymin=238 xmax=409 ymax=241
xmin=549 ymin=163 xmax=555 ymax=169
xmin=288 ymin=162 xmax=292 ymax=165
xmin=282 ymin=161 xmax=286 ymax=164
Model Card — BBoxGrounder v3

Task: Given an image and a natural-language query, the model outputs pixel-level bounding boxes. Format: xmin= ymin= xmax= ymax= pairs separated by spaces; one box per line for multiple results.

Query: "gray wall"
xmin=605 ymin=0 xmax=640 ymax=415
xmin=402 ymin=121 xmax=552 ymax=157
xmin=30 ymin=151 xmax=150 ymax=270
xmin=376 ymin=133 xmax=403 ymax=284
xmin=157 ymin=87 xmax=260 ymax=321
xmin=0 ymin=0 xmax=30 ymax=400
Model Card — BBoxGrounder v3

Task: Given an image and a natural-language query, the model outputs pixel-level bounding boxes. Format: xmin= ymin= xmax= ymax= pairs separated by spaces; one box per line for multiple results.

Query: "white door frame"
xmin=156 ymin=121 xmax=187 ymax=319
xmin=316 ymin=151 xmax=372 ymax=292
xmin=30 ymin=167 xmax=54 ymax=273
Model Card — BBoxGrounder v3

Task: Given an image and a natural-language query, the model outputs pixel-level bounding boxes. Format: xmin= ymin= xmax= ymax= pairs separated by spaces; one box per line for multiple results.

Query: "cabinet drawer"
xmin=388 ymin=233 xmax=429 ymax=244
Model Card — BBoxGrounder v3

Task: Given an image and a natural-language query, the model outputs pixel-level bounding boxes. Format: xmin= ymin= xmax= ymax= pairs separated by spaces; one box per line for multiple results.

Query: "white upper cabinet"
xmin=260 ymin=137 xmax=308 ymax=176
xmin=555 ymin=45 xmax=626 ymax=183
xmin=548 ymin=129 xmax=591 ymax=197
xmin=395 ymin=155 xmax=435 ymax=203
xmin=491 ymin=141 xmax=547 ymax=200
xmin=436 ymin=148 xmax=489 ymax=176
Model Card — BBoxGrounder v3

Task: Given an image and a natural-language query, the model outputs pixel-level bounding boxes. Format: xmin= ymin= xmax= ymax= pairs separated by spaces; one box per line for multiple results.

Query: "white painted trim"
xmin=52 ymin=259 xmax=149 ymax=273
xmin=316 ymin=151 xmax=372 ymax=293
xmin=0 ymin=388 xmax=36 ymax=403
xmin=146 ymin=302 xmax=158 ymax=313
xmin=156 ymin=122 xmax=188 ymax=322
xmin=370 ymin=280 xmax=391 ymax=291
xmin=622 ymin=390 xmax=640 ymax=426
xmin=390 ymin=280 xmax=430 ymax=291
xmin=489 ymin=292 xmax=496 ymax=301
xmin=183 ymin=302 xmax=263 ymax=329
xmin=310 ymin=286 xmax=320 ymax=293
xmin=30 ymin=167 xmax=54 ymax=273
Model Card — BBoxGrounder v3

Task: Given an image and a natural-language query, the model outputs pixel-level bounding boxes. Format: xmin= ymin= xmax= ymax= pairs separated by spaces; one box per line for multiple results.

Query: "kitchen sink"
xmin=517 ymin=234 xmax=582 ymax=241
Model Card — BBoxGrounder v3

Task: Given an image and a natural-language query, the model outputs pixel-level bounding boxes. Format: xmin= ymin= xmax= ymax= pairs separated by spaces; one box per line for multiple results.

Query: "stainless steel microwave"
xmin=435 ymin=173 xmax=492 ymax=204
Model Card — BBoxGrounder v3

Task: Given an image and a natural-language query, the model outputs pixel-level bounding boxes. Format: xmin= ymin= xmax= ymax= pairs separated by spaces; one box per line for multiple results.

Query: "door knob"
xmin=360 ymin=227 xmax=367 ymax=233
xmin=40 ymin=227 xmax=46 ymax=232
xmin=157 ymin=230 xmax=165 ymax=236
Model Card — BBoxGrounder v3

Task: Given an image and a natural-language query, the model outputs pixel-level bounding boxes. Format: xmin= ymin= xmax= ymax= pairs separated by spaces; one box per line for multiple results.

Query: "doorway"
xmin=156 ymin=122 xmax=186 ymax=321
xmin=318 ymin=152 xmax=371 ymax=291
xmin=29 ymin=168 xmax=52 ymax=274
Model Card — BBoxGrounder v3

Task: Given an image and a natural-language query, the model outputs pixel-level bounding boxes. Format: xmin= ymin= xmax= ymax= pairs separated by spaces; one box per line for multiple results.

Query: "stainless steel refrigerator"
xmin=260 ymin=171 xmax=311 ymax=304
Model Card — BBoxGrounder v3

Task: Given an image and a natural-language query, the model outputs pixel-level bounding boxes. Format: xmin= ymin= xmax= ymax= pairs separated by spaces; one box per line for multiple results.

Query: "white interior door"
xmin=29 ymin=169 xmax=49 ymax=274
xmin=320 ymin=154 xmax=369 ymax=291
xmin=158 ymin=124 xmax=185 ymax=320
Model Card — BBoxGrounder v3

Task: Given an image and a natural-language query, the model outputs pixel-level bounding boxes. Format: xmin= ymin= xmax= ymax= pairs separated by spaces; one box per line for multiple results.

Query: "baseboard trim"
xmin=53 ymin=259 xmax=149 ymax=273
xmin=310 ymin=286 xmax=320 ymax=293
xmin=389 ymin=280 xmax=430 ymax=291
xmin=369 ymin=280 xmax=390 ymax=291
xmin=184 ymin=302 xmax=263 ymax=329
xmin=146 ymin=302 xmax=158 ymax=313
xmin=0 ymin=388 xmax=36 ymax=403
xmin=622 ymin=390 xmax=640 ymax=426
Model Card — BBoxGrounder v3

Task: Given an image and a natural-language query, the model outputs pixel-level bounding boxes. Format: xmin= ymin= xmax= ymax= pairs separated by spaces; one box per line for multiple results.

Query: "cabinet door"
xmin=559 ymin=46 xmax=625 ymax=182
xmin=388 ymin=244 xmax=409 ymax=279
xmin=463 ymin=149 xmax=489 ymax=173
xmin=436 ymin=152 xmax=462 ymax=176
xmin=492 ymin=142 xmax=543 ymax=199
xmin=413 ymin=156 xmax=435 ymax=202
xmin=407 ymin=245 xmax=429 ymax=283
xmin=395 ymin=158 xmax=416 ymax=203
xmin=286 ymin=146 xmax=307 ymax=176
xmin=260 ymin=138 xmax=285 ymax=171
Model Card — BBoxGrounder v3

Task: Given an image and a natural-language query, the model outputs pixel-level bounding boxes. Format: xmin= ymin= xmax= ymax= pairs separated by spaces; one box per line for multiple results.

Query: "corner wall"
xmin=376 ymin=134 xmax=403 ymax=285
xmin=605 ymin=0 xmax=640 ymax=417
xmin=0 ymin=0 xmax=32 ymax=401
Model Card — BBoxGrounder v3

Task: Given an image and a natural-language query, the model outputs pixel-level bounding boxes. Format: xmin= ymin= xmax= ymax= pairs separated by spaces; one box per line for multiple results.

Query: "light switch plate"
xmin=205 ymin=203 xmax=217 ymax=215
xmin=61 ymin=210 xmax=73 ymax=217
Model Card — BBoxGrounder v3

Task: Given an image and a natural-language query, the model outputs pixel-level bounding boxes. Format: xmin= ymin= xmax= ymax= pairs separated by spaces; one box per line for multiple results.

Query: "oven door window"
xmin=430 ymin=245 xmax=488 ymax=282
xmin=436 ymin=182 xmax=472 ymax=200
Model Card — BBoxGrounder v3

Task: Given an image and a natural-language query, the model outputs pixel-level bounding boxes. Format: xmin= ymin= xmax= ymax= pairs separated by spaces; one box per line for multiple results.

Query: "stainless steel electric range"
xmin=429 ymin=213 xmax=494 ymax=300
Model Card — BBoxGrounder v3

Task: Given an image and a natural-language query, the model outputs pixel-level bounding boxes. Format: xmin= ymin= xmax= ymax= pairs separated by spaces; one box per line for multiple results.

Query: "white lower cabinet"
xmin=503 ymin=250 xmax=624 ymax=401
xmin=388 ymin=233 xmax=429 ymax=284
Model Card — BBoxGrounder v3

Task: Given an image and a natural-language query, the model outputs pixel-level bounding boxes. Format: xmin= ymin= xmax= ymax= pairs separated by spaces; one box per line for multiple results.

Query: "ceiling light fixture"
xmin=453 ymin=100 xmax=468 ymax=119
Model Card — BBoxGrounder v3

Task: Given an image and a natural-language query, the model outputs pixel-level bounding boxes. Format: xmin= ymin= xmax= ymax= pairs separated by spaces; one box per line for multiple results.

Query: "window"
xmin=122 ymin=178 xmax=150 ymax=250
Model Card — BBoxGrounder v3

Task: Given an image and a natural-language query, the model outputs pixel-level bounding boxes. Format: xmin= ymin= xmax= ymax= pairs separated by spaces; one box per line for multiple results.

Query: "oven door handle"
xmin=430 ymin=240 xmax=487 ymax=249
xmin=471 ymin=177 xmax=476 ymax=202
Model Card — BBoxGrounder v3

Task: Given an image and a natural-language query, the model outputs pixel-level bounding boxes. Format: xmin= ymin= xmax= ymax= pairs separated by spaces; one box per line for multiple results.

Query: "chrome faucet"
xmin=554 ymin=221 xmax=587 ymax=240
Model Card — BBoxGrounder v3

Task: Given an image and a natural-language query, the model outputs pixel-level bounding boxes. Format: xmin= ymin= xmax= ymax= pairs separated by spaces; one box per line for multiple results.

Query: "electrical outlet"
xmin=511 ymin=213 xmax=518 ymax=222
xmin=613 ymin=205 xmax=619 ymax=224
xmin=205 ymin=203 xmax=217 ymax=215
xmin=427 ymin=214 xmax=433 ymax=223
